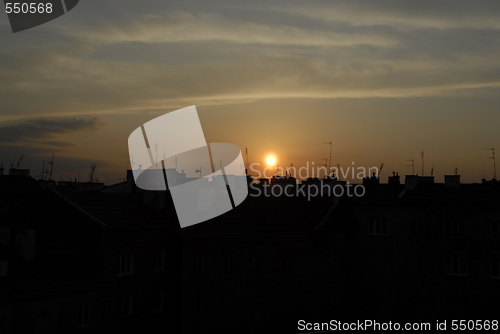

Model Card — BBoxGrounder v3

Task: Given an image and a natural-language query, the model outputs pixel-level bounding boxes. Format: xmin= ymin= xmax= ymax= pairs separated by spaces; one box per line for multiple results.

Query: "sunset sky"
xmin=1 ymin=0 xmax=500 ymax=183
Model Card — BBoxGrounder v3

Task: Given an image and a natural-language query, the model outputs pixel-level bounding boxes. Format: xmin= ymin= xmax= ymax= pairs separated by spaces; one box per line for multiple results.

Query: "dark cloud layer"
xmin=0 ymin=117 xmax=103 ymax=143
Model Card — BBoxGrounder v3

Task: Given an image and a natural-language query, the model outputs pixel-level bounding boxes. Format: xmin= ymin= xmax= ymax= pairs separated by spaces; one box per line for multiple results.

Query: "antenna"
xmin=455 ymin=167 xmax=458 ymax=176
xmin=405 ymin=159 xmax=415 ymax=175
xmin=421 ymin=151 xmax=424 ymax=176
xmin=431 ymin=164 xmax=435 ymax=177
xmin=48 ymin=154 xmax=54 ymax=181
xmin=41 ymin=159 xmax=45 ymax=181
xmin=155 ymin=143 xmax=158 ymax=167
xmin=90 ymin=164 xmax=96 ymax=183
xmin=15 ymin=155 xmax=24 ymax=169
xmin=245 ymin=147 xmax=249 ymax=171
xmin=323 ymin=141 xmax=332 ymax=173
xmin=483 ymin=148 xmax=497 ymax=180
xmin=317 ymin=158 xmax=328 ymax=178
xmin=318 ymin=158 xmax=327 ymax=167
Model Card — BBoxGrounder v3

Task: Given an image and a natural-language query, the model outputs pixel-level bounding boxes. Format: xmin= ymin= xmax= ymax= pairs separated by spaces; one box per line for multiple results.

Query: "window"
xmin=121 ymin=296 xmax=133 ymax=316
xmin=492 ymin=259 xmax=500 ymax=279
xmin=154 ymin=291 xmax=165 ymax=313
xmin=410 ymin=219 xmax=424 ymax=236
xmin=368 ymin=218 xmax=387 ymax=235
xmin=245 ymin=254 xmax=258 ymax=278
xmin=117 ymin=253 xmax=134 ymax=276
xmin=196 ymin=253 xmax=208 ymax=274
xmin=491 ymin=221 xmax=500 ymax=240
xmin=444 ymin=221 xmax=466 ymax=239
xmin=155 ymin=250 xmax=165 ymax=271
xmin=77 ymin=303 xmax=90 ymax=328
xmin=447 ymin=256 xmax=467 ymax=276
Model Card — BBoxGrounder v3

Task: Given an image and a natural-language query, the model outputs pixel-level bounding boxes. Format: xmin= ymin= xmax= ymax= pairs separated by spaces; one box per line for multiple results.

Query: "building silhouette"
xmin=0 ymin=169 xmax=499 ymax=333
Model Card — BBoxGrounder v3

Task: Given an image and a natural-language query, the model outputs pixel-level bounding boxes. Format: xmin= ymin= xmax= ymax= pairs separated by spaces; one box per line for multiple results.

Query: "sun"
xmin=266 ymin=155 xmax=277 ymax=166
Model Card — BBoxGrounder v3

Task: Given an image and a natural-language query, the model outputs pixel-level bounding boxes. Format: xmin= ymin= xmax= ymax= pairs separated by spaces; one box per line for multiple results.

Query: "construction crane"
xmin=90 ymin=165 xmax=96 ymax=183
xmin=483 ymin=148 xmax=497 ymax=180
xmin=378 ymin=163 xmax=384 ymax=178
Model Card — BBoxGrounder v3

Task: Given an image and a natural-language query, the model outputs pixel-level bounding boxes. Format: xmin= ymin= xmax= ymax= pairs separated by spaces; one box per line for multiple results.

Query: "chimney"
xmin=388 ymin=172 xmax=400 ymax=185
xmin=0 ymin=167 xmax=4 ymax=176
xmin=445 ymin=175 xmax=460 ymax=189
xmin=405 ymin=175 xmax=419 ymax=190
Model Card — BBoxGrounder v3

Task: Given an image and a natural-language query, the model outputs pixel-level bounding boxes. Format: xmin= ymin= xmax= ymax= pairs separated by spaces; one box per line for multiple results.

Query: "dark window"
xmin=447 ymin=256 xmax=467 ymax=276
xmin=410 ymin=219 xmax=424 ymax=236
xmin=491 ymin=222 xmax=500 ymax=240
xmin=117 ymin=253 xmax=134 ymax=276
xmin=78 ymin=303 xmax=90 ymax=328
xmin=444 ymin=221 xmax=466 ymax=238
xmin=369 ymin=218 xmax=387 ymax=235
xmin=155 ymin=250 xmax=165 ymax=271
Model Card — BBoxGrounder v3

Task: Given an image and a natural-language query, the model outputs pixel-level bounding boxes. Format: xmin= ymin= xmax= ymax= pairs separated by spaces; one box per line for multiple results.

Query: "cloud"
xmin=273 ymin=0 xmax=500 ymax=30
xmin=41 ymin=140 xmax=75 ymax=147
xmin=0 ymin=117 xmax=104 ymax=143
xmin=1 ymin=0 xmax=500 ymax=123
xmin=64 ymin=11 xmax=397 ymax=47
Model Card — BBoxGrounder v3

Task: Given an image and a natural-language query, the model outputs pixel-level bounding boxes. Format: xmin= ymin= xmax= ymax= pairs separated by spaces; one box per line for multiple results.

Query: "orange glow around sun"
xmin=266 ymin=155 xmax=277 ymax=166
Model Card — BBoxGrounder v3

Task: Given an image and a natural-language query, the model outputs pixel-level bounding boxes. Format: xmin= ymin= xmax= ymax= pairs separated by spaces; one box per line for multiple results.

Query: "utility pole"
xmin=48 ymin=154 xmax=54 ymax=181
xmin=421 ymin=151 xmax=424 ymax=176
xmin=323 ymin=141 xmax=332 ymax=174
xmin=483 ymin=148 xmax=497 ymax=180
